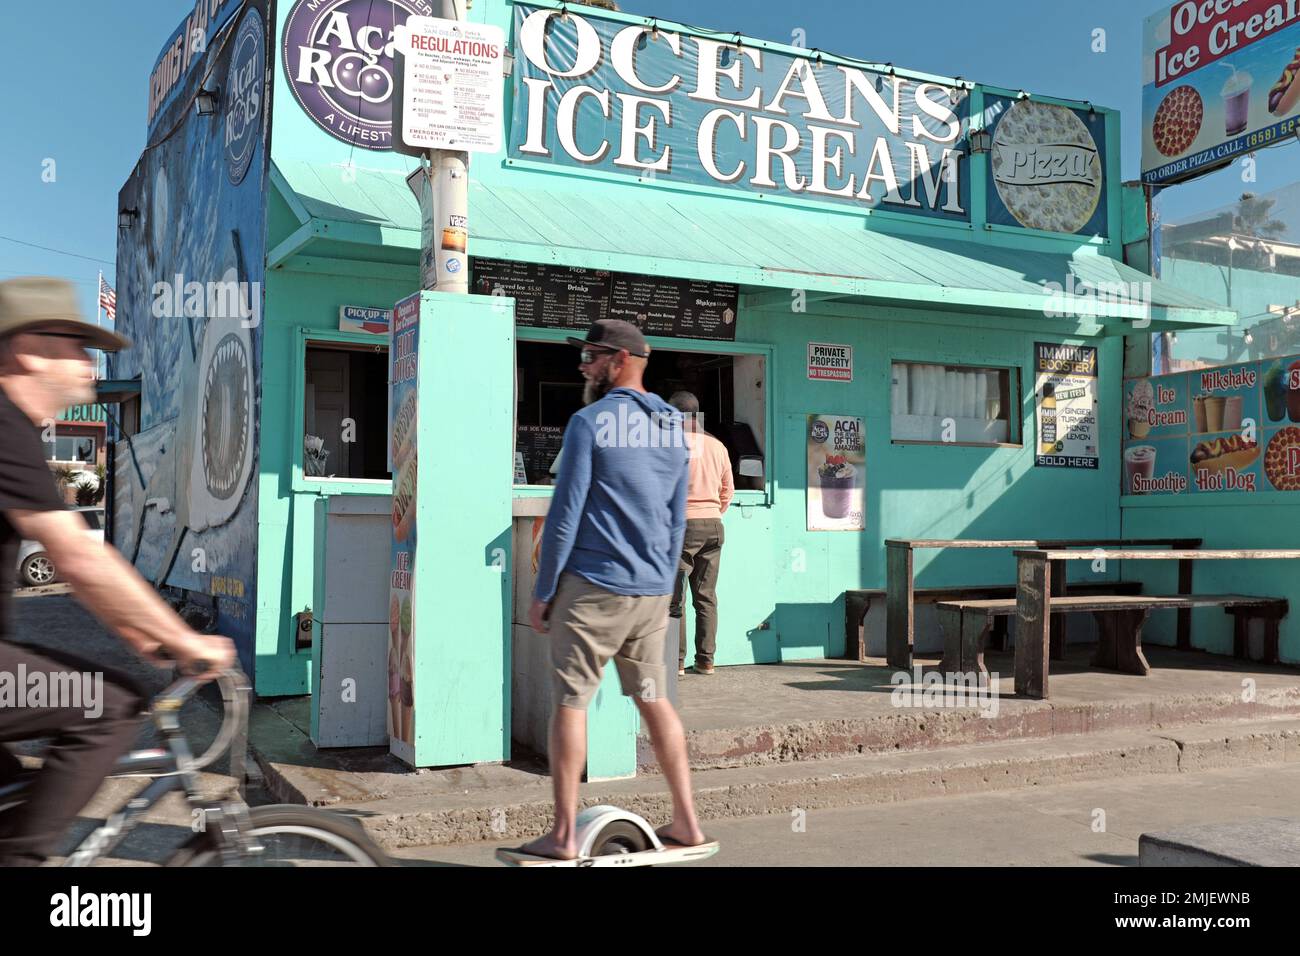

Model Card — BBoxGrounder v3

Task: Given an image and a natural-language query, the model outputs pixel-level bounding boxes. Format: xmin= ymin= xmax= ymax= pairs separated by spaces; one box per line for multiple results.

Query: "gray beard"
xmin=583 ymin=367 xmax=616 ymax=405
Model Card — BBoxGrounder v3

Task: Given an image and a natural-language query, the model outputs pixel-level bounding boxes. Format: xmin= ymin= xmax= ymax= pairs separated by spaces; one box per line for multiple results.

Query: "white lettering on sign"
xmin=808 ymin=342 xmax=853 ymax=382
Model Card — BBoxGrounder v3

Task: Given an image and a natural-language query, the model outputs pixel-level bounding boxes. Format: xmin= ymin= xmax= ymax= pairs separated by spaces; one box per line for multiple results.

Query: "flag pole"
xmin=94 ymin=270 xmax=104 ymax=381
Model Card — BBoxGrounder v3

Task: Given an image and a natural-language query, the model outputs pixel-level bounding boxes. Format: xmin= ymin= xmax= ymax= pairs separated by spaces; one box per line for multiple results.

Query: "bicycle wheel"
xmin=167 ymin=805 xmax=394 ymax=867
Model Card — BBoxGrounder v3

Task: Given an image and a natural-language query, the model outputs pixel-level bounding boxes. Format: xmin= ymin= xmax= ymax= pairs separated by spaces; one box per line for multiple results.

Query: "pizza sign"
xmin=984 ymin=96 xmax=1107 ymax=236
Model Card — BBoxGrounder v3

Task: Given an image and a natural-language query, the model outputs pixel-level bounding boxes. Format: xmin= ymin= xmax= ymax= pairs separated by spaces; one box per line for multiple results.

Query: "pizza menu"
xmin=472 ymin=258 xmax=738 ymax=341
xmin=1122 ymin=355 xmax=1300 ymax=497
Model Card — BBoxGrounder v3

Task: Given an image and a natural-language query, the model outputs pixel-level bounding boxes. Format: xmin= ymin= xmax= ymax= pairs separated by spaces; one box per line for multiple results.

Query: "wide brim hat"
xmin=0 ymin=276 xmax=131 ymax=351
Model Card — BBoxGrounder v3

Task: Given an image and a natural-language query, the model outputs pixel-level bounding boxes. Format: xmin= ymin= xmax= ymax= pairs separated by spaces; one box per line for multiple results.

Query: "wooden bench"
xmin=846 ymin=581 xmax=1143 ymax=662
xmin=1013 ymin=548 xmax=1300 ymax=699
xmin=884 ymin=538 xmax=1200 ymax=669
xmin=937 ymin=594 xmax=1289 ymax=684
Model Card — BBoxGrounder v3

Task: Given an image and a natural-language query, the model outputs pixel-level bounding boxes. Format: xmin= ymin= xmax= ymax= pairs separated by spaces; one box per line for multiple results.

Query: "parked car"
xmin=16 ymin=506 xmax=104 ymax=587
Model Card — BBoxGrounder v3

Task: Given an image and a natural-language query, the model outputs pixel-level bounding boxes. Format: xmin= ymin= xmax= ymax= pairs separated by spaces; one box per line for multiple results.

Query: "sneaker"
xmin=690 ymin=664 xmax=715 ymax=675
xmin=678 ymin=666 xmax=686 ymax=676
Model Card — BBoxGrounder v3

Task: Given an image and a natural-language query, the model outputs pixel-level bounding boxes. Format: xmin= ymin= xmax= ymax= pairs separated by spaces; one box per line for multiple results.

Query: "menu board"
xmin=1122 ymin=356 xmax=1300 ymax=496
xmin=472 ymin=258 xmax=738 ymax=341
xmin=515 ymin=425 xmax=565 ymax=485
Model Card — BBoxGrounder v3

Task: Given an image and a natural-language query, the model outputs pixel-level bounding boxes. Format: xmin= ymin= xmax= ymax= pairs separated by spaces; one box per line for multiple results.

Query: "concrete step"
xmin=645 ymin=683 xmax=1300 ymax=772
xmin=255 ymin=715 xmax=1300 ymax=850
xmin=1140 ymin=816 xmax=1300 ymax=866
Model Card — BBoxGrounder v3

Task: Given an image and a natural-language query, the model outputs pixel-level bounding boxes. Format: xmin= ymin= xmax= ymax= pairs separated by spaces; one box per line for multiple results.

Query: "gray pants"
xmin=669 ymin=518 xmax=724 ymax=668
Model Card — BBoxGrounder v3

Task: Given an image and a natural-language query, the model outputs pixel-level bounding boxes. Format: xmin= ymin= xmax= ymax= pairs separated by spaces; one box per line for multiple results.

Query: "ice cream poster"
xmin=388 ymin=293 xmax=420 ymax=759
xmin=1034 ymin=344 xmax=1099 ymax=469
xmin=1122 ymin=355 xmax=1300 ymax=495
xmin=1142 ymin=5 xmax=1300 ymax=184
xmin=807 ymin=415 xmax=865 ymax=532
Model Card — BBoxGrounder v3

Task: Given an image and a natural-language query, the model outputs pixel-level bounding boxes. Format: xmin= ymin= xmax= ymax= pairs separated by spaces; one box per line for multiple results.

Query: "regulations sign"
xmin=395 ymin=16 xmax=505 ymax=153
xmin=1035 ymin=343 xmax=1099 ymax=469
xmin=808 ymin=343 xmax=853 ymax=382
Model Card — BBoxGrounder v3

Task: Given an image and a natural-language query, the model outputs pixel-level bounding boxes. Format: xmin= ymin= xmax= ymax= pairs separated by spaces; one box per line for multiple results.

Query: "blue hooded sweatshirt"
xmin=534 ymin=387 xmax=689 ymax=603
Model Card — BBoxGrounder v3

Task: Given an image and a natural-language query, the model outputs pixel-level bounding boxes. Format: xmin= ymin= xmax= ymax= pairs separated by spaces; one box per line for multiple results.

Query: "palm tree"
xmin=1234 ymin=193 xmax=1288 ymax=270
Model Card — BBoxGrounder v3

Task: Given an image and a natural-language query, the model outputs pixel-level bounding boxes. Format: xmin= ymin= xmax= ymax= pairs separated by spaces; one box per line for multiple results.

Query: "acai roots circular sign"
xmin=224 ymin=7 xmax=265 ymax=185
xmin=281 ymin=0 xmax=431 ymax=151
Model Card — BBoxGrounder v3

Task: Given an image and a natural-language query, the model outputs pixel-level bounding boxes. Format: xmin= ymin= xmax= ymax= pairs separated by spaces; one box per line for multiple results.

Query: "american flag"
xmin=98 ymin=274 xmax=116 ymax=321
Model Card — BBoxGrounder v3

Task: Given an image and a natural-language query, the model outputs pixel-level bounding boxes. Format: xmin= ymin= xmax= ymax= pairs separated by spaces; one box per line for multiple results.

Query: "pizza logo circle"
xmin=1264 ymin=426 xmax=1300 ymax=491
xmin=281 ymin=0 xmax=427 ymax=151
xmin=224 ymin=8 xmax=265 ymax=185
xmin=1151 ymin=85 xmax=1203 ymax=156
xmin=992 ymin=100 xmax=1102 ymax=234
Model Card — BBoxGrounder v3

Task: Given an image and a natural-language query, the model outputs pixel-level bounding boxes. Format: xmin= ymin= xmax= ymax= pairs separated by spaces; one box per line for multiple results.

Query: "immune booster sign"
xmin=509 ymin=4 xmax=969 ymax=220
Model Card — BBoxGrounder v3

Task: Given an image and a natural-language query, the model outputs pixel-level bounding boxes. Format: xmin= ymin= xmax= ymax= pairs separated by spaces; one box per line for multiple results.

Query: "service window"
xmin=890 ymin=361 xmax=1019 ymax=446
xmin=514 ymin=340 xmax=766 ymax=488
xmin=303 ymin=343 xmax=391 ymax=481
xmin=45 ymin=435 xmax=96 ymax=463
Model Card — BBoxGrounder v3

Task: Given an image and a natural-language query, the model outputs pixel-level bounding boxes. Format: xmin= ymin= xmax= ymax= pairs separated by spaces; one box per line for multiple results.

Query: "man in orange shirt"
xmin=668 ymin=392 xmax=733 ymax=676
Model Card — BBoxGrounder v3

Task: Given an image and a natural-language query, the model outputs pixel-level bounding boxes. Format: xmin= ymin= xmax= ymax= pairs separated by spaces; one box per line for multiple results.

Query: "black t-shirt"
xmin=0 ymin=383 xmax=67 ymax=641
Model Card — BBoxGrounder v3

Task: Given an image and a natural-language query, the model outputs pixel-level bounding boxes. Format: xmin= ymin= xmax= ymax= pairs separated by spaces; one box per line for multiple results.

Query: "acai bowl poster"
xmin=807 ymin=415 xmax=865 ymax=532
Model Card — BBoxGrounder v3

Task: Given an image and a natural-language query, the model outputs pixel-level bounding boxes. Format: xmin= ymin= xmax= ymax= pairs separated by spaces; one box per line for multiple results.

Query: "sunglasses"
xmin=580 ymin=347 xmax=618 ymax=365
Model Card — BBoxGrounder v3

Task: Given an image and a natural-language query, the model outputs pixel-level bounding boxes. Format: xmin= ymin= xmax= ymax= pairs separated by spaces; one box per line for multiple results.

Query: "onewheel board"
xmin=496 ymin=841 xmax=720 ymax=868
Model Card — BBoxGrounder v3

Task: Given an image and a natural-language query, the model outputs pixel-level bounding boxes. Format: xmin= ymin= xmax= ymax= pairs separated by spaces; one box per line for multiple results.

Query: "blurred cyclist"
xmin=0 ymin=277 xmax=234 ymax=865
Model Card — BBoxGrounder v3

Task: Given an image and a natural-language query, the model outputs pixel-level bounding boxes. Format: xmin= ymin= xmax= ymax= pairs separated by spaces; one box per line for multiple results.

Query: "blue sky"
xmin=1 ymin=0 xmax=1295 ymax=324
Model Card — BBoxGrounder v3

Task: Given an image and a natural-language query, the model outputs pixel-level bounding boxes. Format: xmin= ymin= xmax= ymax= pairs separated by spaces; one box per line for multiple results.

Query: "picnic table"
xmin=1011 ymin=548 xmax=1300 ymax=699
xmin=884 ymin=538 xmax=1201 ymax=670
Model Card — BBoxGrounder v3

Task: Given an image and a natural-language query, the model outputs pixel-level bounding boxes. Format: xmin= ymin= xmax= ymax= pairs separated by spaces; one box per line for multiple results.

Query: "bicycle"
xmin=0 ymin=664 xmax=393 ymax=866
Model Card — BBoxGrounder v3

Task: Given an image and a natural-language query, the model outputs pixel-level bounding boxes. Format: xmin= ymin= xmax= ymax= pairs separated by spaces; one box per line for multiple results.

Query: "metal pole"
xmin=429 ymin=0 xmax=470 ymax=295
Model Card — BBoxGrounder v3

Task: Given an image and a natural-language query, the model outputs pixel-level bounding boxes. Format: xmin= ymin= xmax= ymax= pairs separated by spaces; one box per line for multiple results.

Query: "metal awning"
xmin=95 ymin=378 xmax=141 ymax=404
xmin=269 ymin=159 xmax=1237 ymax=334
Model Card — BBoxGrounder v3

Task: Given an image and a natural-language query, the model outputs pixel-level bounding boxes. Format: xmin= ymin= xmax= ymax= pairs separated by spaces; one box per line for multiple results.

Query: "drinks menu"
xmin=1122 ymin=356 xmax=1300 ymax=496
xmin=472 ymin=258 xmax=738 ymax=341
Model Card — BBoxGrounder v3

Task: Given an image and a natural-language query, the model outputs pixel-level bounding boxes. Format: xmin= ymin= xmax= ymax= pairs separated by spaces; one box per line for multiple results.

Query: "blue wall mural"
xmin=110 ymin=0 xmax=271 ymax=676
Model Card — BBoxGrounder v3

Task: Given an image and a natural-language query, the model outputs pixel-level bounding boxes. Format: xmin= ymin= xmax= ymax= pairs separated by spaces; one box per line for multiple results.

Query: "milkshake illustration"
xmin=818 ymin=455 xmax=856 ymax=518
xmin=1222 ymin=70 xmax=1253 ymax=136
xmin=1127 ymin=379 xmax=1153 ymax=439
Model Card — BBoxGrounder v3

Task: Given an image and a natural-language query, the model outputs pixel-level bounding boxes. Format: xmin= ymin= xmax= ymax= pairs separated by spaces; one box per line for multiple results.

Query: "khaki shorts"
xmin=548 ymin=572 xmax=670 ymax=710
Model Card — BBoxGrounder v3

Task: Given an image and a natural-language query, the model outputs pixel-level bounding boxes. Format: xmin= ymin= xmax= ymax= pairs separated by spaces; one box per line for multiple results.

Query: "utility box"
xmin=311 ymin=494 xmax=392 ymax=748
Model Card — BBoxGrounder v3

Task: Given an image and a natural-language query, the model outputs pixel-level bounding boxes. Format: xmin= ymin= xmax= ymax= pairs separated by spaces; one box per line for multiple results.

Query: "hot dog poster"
xmin=1122 ymin=355 xmax=1300 ymax=495
xmin=1142 ymin=3 xmax=1300 ymax=185
xmin=388 ymin=293 xmax=421 ymax=755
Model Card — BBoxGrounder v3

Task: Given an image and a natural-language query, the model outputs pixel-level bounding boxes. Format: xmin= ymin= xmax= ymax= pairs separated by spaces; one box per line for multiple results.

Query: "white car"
xmin=16 ymin=506 xmax=105 ymax=587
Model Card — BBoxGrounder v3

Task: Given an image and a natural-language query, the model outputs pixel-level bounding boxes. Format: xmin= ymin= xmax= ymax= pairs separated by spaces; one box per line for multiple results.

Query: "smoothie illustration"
xmin=818 ymin=454 xmax=856 ymax=518
xmin=1222 ymin=70 xmax=1253 ymax=135
xmin=1124 ymin=445 xmax=1157 ymax=494
xmin=1127 ymin=379 xmax=1153 ymax=438
xmin=1264 ymin=361 xmax=1287 ymax=422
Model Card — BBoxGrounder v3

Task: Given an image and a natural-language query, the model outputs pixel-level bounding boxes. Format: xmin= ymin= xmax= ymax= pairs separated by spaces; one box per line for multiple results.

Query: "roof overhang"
xmin=269 ymin=160 xmax=1237 ymax=336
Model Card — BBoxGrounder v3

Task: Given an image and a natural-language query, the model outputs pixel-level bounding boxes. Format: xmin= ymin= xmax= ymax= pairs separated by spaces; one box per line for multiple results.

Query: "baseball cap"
xmin=566 ymin=319 xmax=649 ymax=358
xmin=0 ymin=276 xmax=131 ymax=351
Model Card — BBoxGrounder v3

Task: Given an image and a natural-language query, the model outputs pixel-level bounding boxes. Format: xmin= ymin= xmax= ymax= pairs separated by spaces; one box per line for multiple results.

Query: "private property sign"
xmin=808 ymin=343 xmax=853 ymax=381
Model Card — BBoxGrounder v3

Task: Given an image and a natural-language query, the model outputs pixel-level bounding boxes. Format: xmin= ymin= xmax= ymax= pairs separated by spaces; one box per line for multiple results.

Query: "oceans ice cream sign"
xmin=1141 ymin=1 xmax=1300 ymax=185
xmin=510 ymin=4 xmax=969 ymax=220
